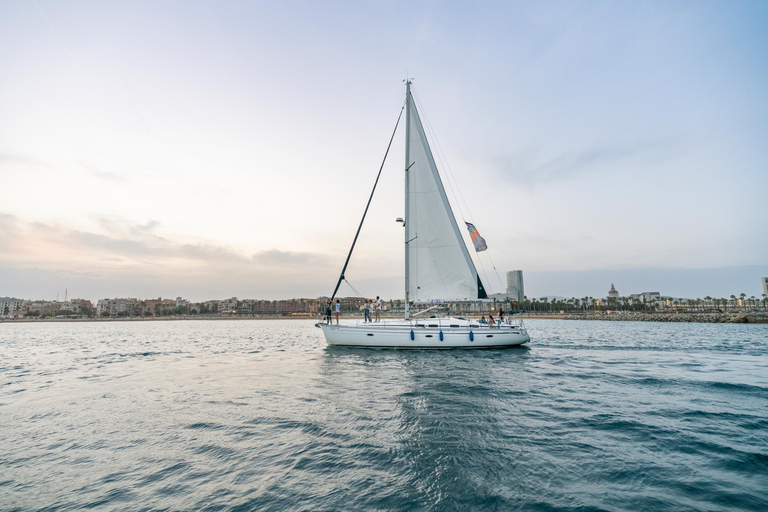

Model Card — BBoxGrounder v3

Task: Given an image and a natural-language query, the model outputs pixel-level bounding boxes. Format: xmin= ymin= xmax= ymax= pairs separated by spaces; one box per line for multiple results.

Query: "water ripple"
xmin=0 ymin=319 xmax=766 ymax=510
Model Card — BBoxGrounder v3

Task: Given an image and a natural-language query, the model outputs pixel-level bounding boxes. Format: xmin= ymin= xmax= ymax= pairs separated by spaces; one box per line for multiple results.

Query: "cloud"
xmin=0 ymin=152 xmax=48 ymax=171
xmin=91 ymin=170 xmax=127 ymax=182
xmin=78 ymin=162 xmax=128 ymax=182
xmin=496 ymin=139 xmax=679 ymax=185
xmin=0 ymin=213 xmax=333 ymax=278
xmin=252 ymin=249 xmax=330 ymax=266
xmin=0 ymin=213 xmax=348 ymax=300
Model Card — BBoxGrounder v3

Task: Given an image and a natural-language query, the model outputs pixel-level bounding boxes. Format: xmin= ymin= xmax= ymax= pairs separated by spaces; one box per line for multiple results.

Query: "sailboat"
xmin=316 ymin=80 xmax=530 ymax=348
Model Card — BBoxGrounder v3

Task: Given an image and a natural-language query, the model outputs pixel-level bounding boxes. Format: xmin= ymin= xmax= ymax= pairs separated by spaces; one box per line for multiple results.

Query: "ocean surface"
xmin=1 ymin=319 xmax=766 ymax=512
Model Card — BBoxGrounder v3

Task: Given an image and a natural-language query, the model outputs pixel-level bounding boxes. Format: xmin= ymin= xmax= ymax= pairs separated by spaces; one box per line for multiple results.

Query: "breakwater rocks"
xmin=565 ymin=311 xmax=768 ymax=324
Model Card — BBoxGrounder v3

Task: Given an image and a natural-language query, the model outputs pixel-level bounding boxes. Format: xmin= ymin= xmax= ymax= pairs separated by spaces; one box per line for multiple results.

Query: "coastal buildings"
xmin=97 ymin=298 xmax=143 ymax=317
xmin=629 ymin=292 xmax=661 ymax=303
xmin=0 ymin=297 xmax=24 ymax=318
xmin=93 ymin=297 xmax=182 ymax=317
xmin=217 ymin=297 xmax=238 ymax=313
xmin=143 ymin=298 xmax=179 ymax=316
xmin=2 ymin=298 xmax=93 ymax=318
xmin=506 ymin=271 xmax=524 ymax=303
xmin=3 ymin=287 xmax=766 ymax=321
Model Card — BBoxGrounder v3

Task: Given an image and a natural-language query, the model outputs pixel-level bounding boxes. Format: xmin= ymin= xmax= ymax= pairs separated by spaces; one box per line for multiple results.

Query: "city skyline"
xmin=2 ymin=1 xmax=767 ymax=302
xmin=2 ymin=264 xmax=766 ymax=305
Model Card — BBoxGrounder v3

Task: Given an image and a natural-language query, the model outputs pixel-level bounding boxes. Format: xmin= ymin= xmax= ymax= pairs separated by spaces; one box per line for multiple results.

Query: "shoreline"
xmin=563 ymin=311 xmax=768 ymax=324
xmin=3 ymin=312 xmax=766 ymax=324
xmin=0 ymin=316 xmax=321 ymax=323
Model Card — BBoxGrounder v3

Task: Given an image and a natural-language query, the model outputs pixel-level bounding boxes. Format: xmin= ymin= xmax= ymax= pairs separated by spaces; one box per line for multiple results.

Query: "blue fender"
xmin=410 ymin=330 xmax=415 ymax=340
xmin=439 ymin=331 xmax=444 ymax=341
xmin=469 ymin=331 xmax=474 ymax=341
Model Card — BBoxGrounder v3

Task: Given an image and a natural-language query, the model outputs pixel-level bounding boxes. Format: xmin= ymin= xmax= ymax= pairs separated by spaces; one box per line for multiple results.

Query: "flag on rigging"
xmin=464 ymin=222 xmax=487 ymax=252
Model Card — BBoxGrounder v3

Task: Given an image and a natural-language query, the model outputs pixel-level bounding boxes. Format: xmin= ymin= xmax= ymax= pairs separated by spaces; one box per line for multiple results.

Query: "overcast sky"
xmin=1 ymin=0 xmax=766 ymax=302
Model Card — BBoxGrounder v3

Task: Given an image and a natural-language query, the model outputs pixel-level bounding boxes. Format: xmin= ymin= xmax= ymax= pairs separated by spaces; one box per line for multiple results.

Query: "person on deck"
xmin=489 ymin=314 xmax=495 ymax=327
xmin=364 ymin=300 xmax=371 ymax=322
xmin=335 ymin=300 xmax=340 ymax=325
xmin=375 ymin=296 xmax=381 ymax=322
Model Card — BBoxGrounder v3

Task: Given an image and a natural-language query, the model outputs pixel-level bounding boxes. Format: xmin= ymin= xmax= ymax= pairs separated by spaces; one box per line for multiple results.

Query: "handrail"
xmin=412 ymin=304 xmax=444 ymax=317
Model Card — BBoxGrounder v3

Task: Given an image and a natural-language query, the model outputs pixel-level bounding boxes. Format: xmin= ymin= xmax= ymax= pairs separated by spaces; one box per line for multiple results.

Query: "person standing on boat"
xmin=375 ymin=296 xmax=381 ymax=322
xmin=335 ymin=300 xmax=340 ymax=325
xmin=364 ymin=299 xmax=371 ymax=323
xmin=489 ymin=314 xmax=495 ymax=327
xmin=498 ymin=310 xmax=505 ymax=326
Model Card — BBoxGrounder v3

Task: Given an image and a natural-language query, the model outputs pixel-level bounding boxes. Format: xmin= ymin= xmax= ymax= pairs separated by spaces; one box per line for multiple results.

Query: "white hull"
xmin=316 ymin=317 xmax=529 ymax=349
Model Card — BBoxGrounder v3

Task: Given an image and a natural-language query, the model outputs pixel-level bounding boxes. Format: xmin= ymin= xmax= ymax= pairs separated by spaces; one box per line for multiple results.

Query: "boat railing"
xmin=406 ymin=317 xmax=525 ymax=330
xmin=342 ymin=316 xmax=526 ymax=330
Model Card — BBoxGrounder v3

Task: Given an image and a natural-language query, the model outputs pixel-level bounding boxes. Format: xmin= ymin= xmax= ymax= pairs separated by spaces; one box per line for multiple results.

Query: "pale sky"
xmin=1 ymin=1 xmax=767 ymax=302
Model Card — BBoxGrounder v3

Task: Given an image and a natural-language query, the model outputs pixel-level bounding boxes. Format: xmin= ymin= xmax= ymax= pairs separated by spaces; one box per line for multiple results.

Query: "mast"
xmin=404 ymin=80 xmax=412 ymax=320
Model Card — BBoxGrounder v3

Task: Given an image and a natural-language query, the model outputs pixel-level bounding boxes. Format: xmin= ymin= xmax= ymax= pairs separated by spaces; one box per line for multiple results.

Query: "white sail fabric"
xmin=405 ymin=92 xmax=482 ymax=300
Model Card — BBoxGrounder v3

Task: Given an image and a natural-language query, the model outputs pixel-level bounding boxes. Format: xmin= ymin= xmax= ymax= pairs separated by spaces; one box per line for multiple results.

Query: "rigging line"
xmin=412 ymin=91 xmax=475 ymax=224
xmin=33 ymin=0 xmax=84 ymax=75
xmin=486 ymin=252 xmax=507 ymax=294
xmin=327 ymin=101 xmax=406 ymax=308
xmin=475 ymin=254 xmax=494 ymax=297
xmin=412 ymin=90 xmax=492 ymax=293
xmin=342 ymin=279 xmax=364 ymax=298
xmin=411 ymin=91 xmax=467 ymax=223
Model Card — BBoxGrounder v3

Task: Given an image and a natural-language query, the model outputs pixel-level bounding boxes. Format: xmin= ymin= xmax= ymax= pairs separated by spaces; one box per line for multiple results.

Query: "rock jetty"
xmin=564 ymin=311 xmax=768 ymax=324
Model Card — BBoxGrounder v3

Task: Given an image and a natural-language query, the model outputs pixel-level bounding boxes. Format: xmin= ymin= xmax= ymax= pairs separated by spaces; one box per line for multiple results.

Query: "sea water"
xmin=1 ymin=319 xmax=766 ymax=511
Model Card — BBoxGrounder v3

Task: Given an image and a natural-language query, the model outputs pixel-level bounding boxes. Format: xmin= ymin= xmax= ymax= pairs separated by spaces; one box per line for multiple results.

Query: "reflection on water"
xmin=1 ymin=319 xmax=766 ymax=511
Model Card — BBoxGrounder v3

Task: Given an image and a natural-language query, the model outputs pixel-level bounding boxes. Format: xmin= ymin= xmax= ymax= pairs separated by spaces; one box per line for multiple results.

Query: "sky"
xmin=1 ymin=0 xmax=767 ymax=302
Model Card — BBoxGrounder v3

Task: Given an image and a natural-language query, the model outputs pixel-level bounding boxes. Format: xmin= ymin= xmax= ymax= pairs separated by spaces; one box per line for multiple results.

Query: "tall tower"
xmin=608 ymin=283 xmax=619 ymax=299
xmin=506 ymin=271 xmax=524 ymax=303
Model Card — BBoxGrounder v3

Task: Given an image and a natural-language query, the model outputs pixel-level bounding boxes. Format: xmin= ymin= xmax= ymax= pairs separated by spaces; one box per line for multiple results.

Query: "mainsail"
xmin=405 ymin=86 xmax=487 ymax=301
